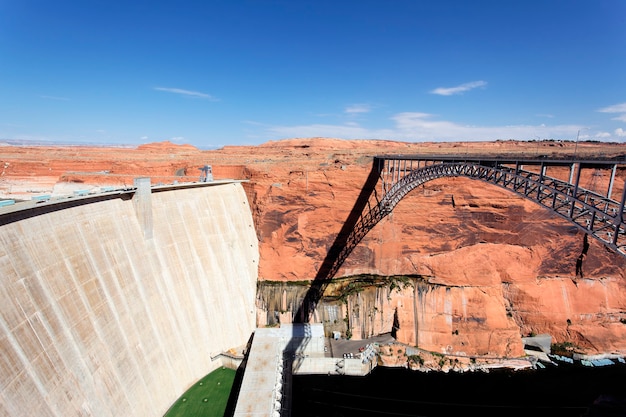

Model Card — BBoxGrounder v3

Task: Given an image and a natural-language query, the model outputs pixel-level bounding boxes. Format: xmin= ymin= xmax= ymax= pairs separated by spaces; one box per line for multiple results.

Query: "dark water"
xmin=292 ymin=363 xmax=626 ymax=417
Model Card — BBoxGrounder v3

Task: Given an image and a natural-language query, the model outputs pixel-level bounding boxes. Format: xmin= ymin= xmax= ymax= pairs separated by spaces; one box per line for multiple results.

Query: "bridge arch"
xmin=295 ymin=155 xmax=626 ymax=322
xmin=380 ymin=160 xmax=625 ymax=254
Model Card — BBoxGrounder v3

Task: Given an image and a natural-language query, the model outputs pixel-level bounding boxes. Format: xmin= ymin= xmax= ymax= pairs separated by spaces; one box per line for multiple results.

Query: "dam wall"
xmin=0 ymin=181 xmax=259 ymax=417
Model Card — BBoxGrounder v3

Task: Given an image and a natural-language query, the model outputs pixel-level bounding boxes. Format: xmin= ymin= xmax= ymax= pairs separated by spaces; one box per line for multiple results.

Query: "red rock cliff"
xmin=2 ymin=138 xmax=626 ymax=357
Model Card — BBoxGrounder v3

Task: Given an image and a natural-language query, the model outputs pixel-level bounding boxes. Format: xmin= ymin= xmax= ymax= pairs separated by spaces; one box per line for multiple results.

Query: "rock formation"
xmin=2 ymin=138 xmax=626 ymax=358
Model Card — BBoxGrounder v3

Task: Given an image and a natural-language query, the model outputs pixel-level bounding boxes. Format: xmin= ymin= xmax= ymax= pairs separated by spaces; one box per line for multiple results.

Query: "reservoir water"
xmin=292 ymin=362 xmax=626 ymax=416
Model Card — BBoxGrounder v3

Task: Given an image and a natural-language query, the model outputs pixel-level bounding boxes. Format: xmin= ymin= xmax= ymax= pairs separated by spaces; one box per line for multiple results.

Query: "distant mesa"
xmin=136 ymin=140 xmax=199 ymax=152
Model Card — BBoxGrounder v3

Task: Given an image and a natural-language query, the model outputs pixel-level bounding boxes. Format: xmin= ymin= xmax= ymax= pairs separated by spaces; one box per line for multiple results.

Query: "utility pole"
xmin=574 ymin=128 xmax=588 ymax=159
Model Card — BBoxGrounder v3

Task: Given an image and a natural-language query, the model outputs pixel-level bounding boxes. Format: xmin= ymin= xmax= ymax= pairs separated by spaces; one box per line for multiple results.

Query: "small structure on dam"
xmin=199 ymin=164 xmax=214 ymax=182
xmin=233 ymin=323 xmax=379 ymax=417
xmin=0 ymin=178 xmax=259 ymax=417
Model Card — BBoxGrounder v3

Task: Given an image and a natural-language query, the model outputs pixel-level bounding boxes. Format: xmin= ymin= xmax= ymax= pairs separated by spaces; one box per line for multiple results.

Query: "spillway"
xmin=0 ymin=180 xmax=259 ymax=417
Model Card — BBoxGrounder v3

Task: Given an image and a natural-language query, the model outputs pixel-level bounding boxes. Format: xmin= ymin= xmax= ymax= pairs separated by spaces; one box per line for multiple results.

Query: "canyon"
xmin=1 ymin=137 xmax=626 ymax=407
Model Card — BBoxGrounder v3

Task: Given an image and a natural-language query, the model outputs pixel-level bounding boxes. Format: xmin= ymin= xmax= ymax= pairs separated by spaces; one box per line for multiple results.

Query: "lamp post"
xmin=574 ymin=128 xmax=588 ymax=160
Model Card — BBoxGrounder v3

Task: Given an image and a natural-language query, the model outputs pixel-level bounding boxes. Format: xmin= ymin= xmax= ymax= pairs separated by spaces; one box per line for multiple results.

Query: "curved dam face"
xmin=0 ymin=182 xmax=259 ymax=417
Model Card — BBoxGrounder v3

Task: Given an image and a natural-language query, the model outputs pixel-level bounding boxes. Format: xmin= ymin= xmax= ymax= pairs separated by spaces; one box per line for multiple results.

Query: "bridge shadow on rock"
xmin=294 ymin=158 xmax=384 ymax=324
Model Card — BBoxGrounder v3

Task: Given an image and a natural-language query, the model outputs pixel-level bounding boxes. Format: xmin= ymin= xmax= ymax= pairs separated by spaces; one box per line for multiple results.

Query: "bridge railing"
xmin=378 ymin=158 xmax=626 ymax=257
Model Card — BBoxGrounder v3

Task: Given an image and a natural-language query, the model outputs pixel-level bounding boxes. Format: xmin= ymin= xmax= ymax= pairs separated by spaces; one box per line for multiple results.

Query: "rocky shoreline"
xmin=375 ymin=340 xmax=626 ymax=374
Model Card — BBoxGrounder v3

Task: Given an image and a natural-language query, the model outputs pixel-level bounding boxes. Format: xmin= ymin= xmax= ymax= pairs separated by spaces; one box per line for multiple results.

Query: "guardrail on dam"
xmin=0 ymin=179 xmax=259 ymax=416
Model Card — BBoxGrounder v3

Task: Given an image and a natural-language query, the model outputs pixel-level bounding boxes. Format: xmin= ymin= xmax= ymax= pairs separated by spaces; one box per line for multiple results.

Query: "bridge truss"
xmin=295 ymin=155 xmax=626 ymax=322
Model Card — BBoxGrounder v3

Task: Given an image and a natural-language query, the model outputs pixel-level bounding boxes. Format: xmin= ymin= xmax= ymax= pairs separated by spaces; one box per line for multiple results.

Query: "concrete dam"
xmin=0 ymin=180 xmax=259 ymax=417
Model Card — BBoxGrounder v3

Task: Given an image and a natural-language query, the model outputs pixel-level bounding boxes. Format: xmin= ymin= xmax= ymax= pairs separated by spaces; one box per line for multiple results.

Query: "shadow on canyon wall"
xmin=294 ymin=159 xmax=383 ymax=323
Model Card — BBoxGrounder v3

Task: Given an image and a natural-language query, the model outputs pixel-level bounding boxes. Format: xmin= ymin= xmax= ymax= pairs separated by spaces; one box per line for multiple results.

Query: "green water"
xmin=164 ymin=367 xmax=236 ymax=417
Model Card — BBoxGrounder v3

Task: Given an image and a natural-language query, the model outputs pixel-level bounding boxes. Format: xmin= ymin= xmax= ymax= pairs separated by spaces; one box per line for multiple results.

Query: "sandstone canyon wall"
xmin=2 ymin=138 xmax=626 ymax=360
xmin=0 ymin=182 xmax=258 ymax=417
xmin=246 ymin=139 xmax=626 ymax=357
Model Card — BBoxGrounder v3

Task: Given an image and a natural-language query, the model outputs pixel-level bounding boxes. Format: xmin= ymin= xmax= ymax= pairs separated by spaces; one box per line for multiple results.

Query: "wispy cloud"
xmin=430 ymin=80 xmax=487 ymax=96
xmin=264 ymin=111 xmax=589 ymax=142
xmin=154 ymin=87 xmax=218 ymax=100
xmin=598 ymin=102 xmax=626 ymax=121
xmin=389 ymin=112 xmax=581 ymax=140
xmin=345 ymin=104 xmax=372 ymax=114
xmin=598 ymin=103 xmax=626 ymax=113
xmin=266 ymin=122 xmax=394 ymax=140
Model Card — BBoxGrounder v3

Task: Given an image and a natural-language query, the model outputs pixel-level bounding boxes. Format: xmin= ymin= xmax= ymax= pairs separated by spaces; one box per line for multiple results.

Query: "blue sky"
xmin=1 ymin=0 xmax=625 ymax=148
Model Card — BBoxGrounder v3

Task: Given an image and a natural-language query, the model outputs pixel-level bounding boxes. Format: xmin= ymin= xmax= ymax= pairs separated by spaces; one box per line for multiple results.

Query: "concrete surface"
xmin=0 ymin=181 xmax=259 ymax=417
xmin=234 ymin=324 xmax=326 ymax=417
xmin=521 ymin=333 xmax=552 ymax=353
xmin=233 ymin=324 xmax=386 ymax=417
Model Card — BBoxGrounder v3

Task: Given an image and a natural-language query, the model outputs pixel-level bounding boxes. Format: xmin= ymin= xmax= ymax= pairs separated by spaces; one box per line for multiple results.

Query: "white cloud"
xmin=430 ymin=80 xmax=487 ymax=96
xmin=615 ymin=128 xmax=626 ymax=137
xmin=265 ymin=111 xmax=586 ymax=142
xmin=598 ymin=103 xmax=626 ymax=113
xmin=390 ymin=112 xmax=582 ymax=140
xmin=154 ymin=87 xmax=218 ymax=100
xmin=267 ymin=123 xmax=395 ymax=139
xmin=345 ymin=104 xmax=372 ymax=114
xmin=598 ymin=102 xmax=626 ymax=123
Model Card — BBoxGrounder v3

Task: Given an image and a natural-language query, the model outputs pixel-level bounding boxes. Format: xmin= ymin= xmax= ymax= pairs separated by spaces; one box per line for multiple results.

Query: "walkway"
xmin=232 ymin=324 xmax=382 ymax=417
xmin=233 ymin=324 xmax=324 ymax=417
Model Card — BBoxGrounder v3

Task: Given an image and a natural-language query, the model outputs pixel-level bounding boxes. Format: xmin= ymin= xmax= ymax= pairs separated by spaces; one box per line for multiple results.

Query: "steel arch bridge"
xmin=295 ymin=155 xmax=626 ymax=322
